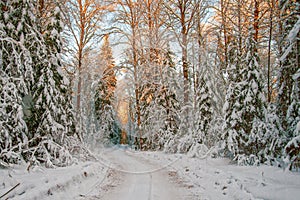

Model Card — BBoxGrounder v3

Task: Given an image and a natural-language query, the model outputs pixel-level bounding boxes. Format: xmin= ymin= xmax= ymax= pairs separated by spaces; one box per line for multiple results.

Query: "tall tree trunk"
xmin=180 ymin=1 xmax=189 ymax=105
xmin=76 ymin=0 xmax=84 ymax=114
xmin=237 ymin=0 xmax=242 ymax=56
xmin=254 ymin=0 xmax=259 ymax=52
xmin=182 ymin=30 xmax=189 ymax=105
xmin=221 ymin=0 xmax=229 ymax=69
xmin=76 ymin=74 xmax=82 ymax=114
xmin=132 ymin=30 xmax=141 ymax=149
xmin=267 ymin=0 xmax=273 ymax=102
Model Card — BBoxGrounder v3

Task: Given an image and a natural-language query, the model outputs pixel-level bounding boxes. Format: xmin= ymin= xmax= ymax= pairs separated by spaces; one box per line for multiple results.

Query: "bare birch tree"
xmin=163 ymin=0 xmax=200 ymax=106
xmin=64 ymin=0 xmax=109 ymax=117
xmin=114 ymin=0 xmax=143 ymax=147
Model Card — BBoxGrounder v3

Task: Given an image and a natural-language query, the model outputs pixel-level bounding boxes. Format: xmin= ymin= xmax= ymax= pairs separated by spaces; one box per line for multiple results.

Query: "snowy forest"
xmin=0 ymin=0 xmax=299 ymax=171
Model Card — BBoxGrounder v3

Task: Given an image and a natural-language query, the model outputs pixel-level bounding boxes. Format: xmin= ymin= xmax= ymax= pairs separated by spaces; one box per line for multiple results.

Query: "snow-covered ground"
xmin=140 ymin=151 xmax=300 ymax=200
xmin=0 ymin=160 xmax=109 ymax=199
xmin=1 ymin=147 xmax=300 ymax=199
xmin=99 ymin=147 xmax=188 ymax=200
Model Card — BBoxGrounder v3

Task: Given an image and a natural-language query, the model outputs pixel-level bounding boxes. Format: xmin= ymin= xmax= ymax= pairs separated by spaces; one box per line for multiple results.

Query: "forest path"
xmin=99 ymin=148 xmax=189 ymax=200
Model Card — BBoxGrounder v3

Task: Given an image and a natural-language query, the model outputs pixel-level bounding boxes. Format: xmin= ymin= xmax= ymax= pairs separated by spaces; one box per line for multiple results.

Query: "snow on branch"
xmin=280 ymin=17 xmax=300 ymax=62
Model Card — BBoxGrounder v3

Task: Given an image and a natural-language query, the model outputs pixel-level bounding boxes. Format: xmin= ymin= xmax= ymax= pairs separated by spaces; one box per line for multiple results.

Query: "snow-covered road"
xmin=99 ymin=148 xmax=189 ymax=200
xmin=0 ymin=147 xmax=192 ymax=200
xmin=2 ymin=147 xmax=300 ymax=199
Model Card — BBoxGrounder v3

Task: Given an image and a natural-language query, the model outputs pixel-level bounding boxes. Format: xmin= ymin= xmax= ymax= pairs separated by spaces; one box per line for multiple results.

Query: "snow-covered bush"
xmin=253 ymin=104 xmax=284 ymax=166
xmin=187 ymin=143 xmax=209 ymax=158
xmin=236 ymin=154 xmax=260 ymax=166
xmin=285 ymin=121 xmax=300 ymax=170
xmin=164 ymin=137 xmax=179 ymax=153
xmin=177 ymin=134 xmax=193 ymax=153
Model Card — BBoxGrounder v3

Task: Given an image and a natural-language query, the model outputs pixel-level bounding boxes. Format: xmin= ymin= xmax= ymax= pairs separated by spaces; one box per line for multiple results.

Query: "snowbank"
xmin=142 ymin=151 xmax=300 ymax=200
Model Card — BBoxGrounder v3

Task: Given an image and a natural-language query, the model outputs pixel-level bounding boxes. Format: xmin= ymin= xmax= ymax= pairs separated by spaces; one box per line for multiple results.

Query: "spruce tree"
xmin=223 ymin=31 xmax=266 ymax=164
xmin=285 ymin=68 xmax=300 ymax=165
xmin=147 ymin=50 xmax=180 ymax=152
xmin=222 ymin=42 xmax=242 ymax=158
xmin=25 ymin=3 xmax=77 ymax=167
xmin=141 ymin=81 xmax=179 ymax=150
xmin=94 ymin=35 xmax=120 ymax=145
xmin=137 ymin=48 xmax=180 ymax=151
xmin=193 ymin=75 xmax=213 ymax=147
xmin=0 ymin=0 xmax=39 ymax=164
xmin=277 ymin=0 xmax=299 ymax=130
xmin=279 ymin=0 xmax=300 ymax=164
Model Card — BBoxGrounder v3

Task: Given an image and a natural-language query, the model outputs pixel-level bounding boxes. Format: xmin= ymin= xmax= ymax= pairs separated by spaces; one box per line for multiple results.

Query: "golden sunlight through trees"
xmin=115 ymin=78 xmax=130 ymax=144
xmin=117 ymin=100 xmax=128 ymax=144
